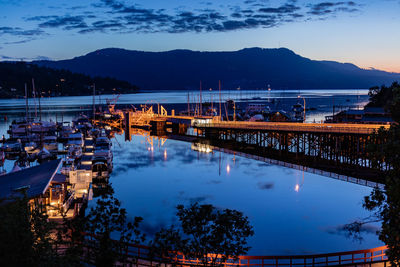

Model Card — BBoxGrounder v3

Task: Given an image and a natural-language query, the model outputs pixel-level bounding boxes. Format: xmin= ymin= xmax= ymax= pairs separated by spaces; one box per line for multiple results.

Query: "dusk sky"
xmin=0 ymin=0 xmax=399 ymax=73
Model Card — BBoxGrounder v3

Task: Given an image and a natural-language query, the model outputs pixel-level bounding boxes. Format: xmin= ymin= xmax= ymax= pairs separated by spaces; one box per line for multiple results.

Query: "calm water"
xmin=108 ymin=132 xmax=381 ymax=255
xmin=0 ymin=90 xmax=382 ymax=255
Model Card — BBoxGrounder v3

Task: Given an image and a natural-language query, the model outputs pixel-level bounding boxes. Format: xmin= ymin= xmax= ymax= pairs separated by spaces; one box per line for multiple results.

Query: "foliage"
xmin=150 ymin=203 xmax=254 ymax=266
xmin=348 ymin=82 xmax=400 ymax=266
xmin=83 ymin=192 xmax=145 ymax=267
xmin=0 ymin=195 xmax=71 ymax=267
xmin=366 ymin=81 xmax=400 ymax=111
xmin=363 ymin=121 xmax=400 ymax=266
xmin=0 ymin=61 xmax=139 ymax=98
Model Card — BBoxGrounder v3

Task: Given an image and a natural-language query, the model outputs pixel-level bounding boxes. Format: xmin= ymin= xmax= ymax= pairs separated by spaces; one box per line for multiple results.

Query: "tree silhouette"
xmin=346 ymin=81 xmax=400 ymax=266
xmin=150 ymin=203 xmax=254 ymax=266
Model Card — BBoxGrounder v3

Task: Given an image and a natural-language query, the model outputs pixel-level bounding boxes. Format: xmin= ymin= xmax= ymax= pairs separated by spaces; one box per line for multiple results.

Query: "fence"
xmin=194 ymin=121 xmax=389 ymax=134
xmin=83 ymin=233 xmax=388 ymax=267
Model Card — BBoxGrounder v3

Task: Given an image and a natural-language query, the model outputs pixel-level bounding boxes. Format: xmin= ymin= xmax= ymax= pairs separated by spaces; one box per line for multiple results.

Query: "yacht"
xmin=66 ymin=132 xmax=84 ymax=148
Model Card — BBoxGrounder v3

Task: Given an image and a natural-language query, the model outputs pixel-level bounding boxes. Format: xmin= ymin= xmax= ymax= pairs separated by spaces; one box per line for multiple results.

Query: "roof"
xmin=52 ymin=173 xmax=67 ymax=183
xmin=364 ymin=107 xmax=386 ymax=114
xmin=0 ymin=159 xmax=62 ymax=200
xmin=345 ymin=109 xmax=364 ymax=115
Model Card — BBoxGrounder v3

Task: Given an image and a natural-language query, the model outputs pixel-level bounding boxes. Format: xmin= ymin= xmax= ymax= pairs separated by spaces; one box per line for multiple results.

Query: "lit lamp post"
xmin=297 ymin=95 xmax=306 ymax=122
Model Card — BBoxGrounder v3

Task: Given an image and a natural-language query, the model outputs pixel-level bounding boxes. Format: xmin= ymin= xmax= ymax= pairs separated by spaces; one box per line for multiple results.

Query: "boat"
xmin=24 ymin=141 xmax=39 ymax=154
xmin=66 ymin=132 xmax=84 ymax=148
xmin=292 ymin=101 xmax=304 ymax=122
xmin=249 ymin=114 xmax=265 ymax=122
xmin=94 ymin=136 xmax=113 ymax=164
xmin=37 ymin=147 xmax=56 ymax=162
xmin=60 ymin=158 xmax=75 ymax=176
xmin=92 ymin=156 xmax=110 ymax=178
xmin=59 ymin=122 xmax=75 ymax=141
xmin=2 ymin=140 xmax=22 ymax=153
xmin=43 ymin=136 xmax=58 ymax=152
xmin=30 ymin=120 xmax=57 ymax=135
xmin=73 ymin=116 xmax=92 ymax=132
xmin=67 ymin=145 xmax=83 ymax=160
xmin=8 ymin=121 xmax=30 ymax=140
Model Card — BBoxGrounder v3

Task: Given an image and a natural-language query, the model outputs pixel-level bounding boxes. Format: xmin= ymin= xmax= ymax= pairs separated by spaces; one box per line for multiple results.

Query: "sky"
xmin=0 ymin=0 xmax=399 ymax=73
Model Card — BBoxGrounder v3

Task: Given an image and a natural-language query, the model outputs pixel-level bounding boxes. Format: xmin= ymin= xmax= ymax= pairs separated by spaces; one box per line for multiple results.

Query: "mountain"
xmin=34 ymin=47 xmax=400 ymax=90
xmin=0 ymin=62 xmax=139 ymax=98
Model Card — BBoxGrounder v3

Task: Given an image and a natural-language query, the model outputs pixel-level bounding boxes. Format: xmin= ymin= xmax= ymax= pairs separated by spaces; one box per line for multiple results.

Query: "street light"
xmin=297 ymin=95 xmax=306 ymax=122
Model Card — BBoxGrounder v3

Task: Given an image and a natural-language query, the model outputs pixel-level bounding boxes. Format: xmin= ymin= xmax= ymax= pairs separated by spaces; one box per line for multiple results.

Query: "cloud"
xmin=16 ymin=0 xmax=364 ymax=39
xmin=0 ymin=26 xmax=45 ymax=36
xmin=258 ymin=3 xmax=301 ymax=14
xmin=37 ymin=15 xmax=89 ymax=30
xmin=308 ymin=1 xmax=360 ymax=16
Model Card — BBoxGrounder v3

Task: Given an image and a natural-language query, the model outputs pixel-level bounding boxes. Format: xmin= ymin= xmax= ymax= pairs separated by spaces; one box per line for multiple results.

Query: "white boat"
xmin=30 ymin=121 xmax=57 ymax=134
xmin=66 ymin=132 xmax=84 ymax=148
xmin=59 ymin=122 xmax=75 ymax=141
xmin=37 ymin=147 xmax=56 ymax=162
xmin=8 ymin=123 xmax=30 ymax=140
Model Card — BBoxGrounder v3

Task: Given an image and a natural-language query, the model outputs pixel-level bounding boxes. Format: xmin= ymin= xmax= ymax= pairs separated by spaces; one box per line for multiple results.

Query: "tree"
xmin=83 ymin=191 xmax=145 ymax=267
xmin=150 ymin=203 xmax=254 ymax=266
xmin=366 ymin=82 xmax=400 ymax=111
xmin=0 ymin=195 xmax=71 ymax=267
xmin=346 ymin=81 xmax=400 ymax=266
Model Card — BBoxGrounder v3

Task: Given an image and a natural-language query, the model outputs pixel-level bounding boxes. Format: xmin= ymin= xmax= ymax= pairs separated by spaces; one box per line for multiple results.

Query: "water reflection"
xmin=106 ymin=129 xmax=382 ymax=255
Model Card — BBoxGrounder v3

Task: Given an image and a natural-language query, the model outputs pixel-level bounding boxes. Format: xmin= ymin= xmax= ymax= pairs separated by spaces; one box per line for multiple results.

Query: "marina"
xmin=0 ymin=89 xmax=388 ymax=257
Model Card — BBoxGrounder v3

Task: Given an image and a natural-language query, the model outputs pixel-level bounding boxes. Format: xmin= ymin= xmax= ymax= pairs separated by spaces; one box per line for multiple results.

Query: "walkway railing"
xmin=121 ymin=244 xmax=388 ymax=267
xmin=194 ymin=121 xmax=390 ymax=134
xmin=83 ymin=232 xmax=388 ymax=267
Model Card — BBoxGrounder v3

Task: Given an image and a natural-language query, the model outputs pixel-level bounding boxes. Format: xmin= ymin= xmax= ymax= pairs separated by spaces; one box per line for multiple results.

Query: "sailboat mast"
xmin=93 ymin=84 xmax=96 ymax=120
xmin=32 ymin=79 xmax=37 ymax=119
xmin=187 ymin=92 xmax=190 ymax=116
xmin=199 ymin=81 xmax=202 ymax=116
xmin=219 ymin=80 xmax=222 ymax=120
xmin=25 ymin=83 xmax=28 ymax=121
xmin=38 ymin=86 xmax=42 ymax=122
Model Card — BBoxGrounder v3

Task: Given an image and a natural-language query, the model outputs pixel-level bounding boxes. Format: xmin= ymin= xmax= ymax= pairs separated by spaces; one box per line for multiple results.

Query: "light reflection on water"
xmin=108 ymin=132 xmax=382 ymax=255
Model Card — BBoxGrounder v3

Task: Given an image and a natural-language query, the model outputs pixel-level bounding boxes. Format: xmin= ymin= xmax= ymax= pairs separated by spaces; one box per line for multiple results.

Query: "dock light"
xmin=295 ymin=184 xmax=300 ymax=192
xmin=226 ymin=164 xmax=230 ymax=174
xmin=151 ymin=146 xmax=154 ymax=152
xmin=164 ymin=149 xmax=167 ymax=160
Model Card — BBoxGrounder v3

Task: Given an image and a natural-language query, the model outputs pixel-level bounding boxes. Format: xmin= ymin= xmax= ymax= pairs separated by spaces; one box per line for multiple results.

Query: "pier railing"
xmin=121 ymin=244 xmax=388 ymax=267
xmin=82 ymin=233 xmax=388 ymax=267
xmin=194 ymin=121 xmax=390 ymax=134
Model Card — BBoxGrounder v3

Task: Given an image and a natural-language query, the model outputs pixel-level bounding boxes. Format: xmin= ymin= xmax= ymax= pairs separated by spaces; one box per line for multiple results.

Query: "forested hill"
xmin=0 ymin=62 xmax=139 ymax=99
xmin=35 ymin=47 xmax=400 ymax=90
